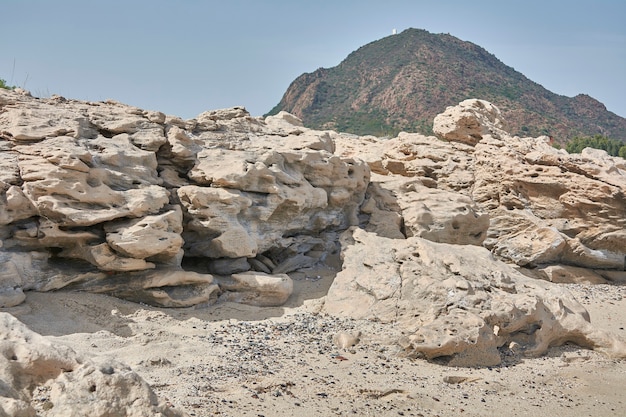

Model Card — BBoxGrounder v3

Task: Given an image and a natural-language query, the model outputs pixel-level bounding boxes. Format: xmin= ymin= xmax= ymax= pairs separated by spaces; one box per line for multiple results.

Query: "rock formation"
xmin=0 ymin=89 xmax=368 ymax=308
xmin=334 ymin=98 xmax=626 ymax=277
xmin=325 ymin=98 xmax=626 ymax=365
xmin=1 ymin=89 xmax=626 ymax=368
xmin=324 ymin=227 xmax=625 ymax=367
xmin=0 ymin=312 xmax=184 ymax=416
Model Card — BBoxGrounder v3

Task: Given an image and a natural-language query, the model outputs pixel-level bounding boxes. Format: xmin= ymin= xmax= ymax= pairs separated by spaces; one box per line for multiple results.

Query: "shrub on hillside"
xmin=0 ymin=78 xmax=15 ymax=90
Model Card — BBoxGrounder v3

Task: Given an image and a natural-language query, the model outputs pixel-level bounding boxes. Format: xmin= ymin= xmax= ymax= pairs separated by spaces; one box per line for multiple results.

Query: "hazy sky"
xmin=3 ymin=0 xmax=625 ymax=119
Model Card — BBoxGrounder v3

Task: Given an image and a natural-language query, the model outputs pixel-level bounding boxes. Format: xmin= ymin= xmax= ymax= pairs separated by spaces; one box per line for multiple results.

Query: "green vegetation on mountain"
xmin=565 ymin=134 xmax=626 ymax=158
xmin=267 ymin=28 xmax=626 ymax=144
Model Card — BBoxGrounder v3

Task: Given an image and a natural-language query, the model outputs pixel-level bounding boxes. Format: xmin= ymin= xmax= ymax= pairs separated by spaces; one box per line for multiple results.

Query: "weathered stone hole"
xmin=48 ymin=247 xmax=64 ymax=256
xmin=48 ymin=255 xmax=99 ymax=272
xmin=97 ymin=128 xmax=115 ymax=139
xmin=180 ymin=257 xmax=209 ymax=274
xmin=399 ymin=217 xmax=408 ymax=238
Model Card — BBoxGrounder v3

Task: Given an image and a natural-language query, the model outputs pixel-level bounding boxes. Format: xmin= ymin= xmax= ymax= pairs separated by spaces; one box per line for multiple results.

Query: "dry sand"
xmin=5 ymin=267 xmax=626 ymax=417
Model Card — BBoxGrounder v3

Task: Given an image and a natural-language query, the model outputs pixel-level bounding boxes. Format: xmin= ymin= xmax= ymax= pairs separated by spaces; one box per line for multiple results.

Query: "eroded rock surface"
xmin=324 ymin=228 xmax=626 ymax=366
xmin=1 ymin=90 xmax=625 ymax=368
xmin=0 ymin=89 xmax=368 ymax=307
xmin=0 ymin=312 xmax=184 ymax=417
xmin=330 ymin=98 xmax=626 ymax=365
xmin=335 ymin=98 xmax=626 ymax=274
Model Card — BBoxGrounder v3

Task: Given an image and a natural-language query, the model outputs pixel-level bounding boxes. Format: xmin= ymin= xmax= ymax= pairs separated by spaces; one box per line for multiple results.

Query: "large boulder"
xmin=363 ymin=175 xmax=489 ymax=245
xmin=473 ymin=133 xmax=626 ymax=270
xmin=433 ymin=98 xmax=508 ymax=145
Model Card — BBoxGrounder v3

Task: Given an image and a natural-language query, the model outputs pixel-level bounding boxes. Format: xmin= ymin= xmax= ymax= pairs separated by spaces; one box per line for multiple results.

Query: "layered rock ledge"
xmin=0 ymin=89 xmax=368 ymax=308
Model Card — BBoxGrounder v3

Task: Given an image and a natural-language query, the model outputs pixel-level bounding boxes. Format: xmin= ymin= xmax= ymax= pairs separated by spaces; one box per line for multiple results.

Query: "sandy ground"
xmin=5 ymin=268 xmax=626 ymax=417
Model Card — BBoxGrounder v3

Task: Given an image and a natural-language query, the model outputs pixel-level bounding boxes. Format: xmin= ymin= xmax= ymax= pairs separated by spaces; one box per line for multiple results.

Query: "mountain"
xmin=267 ymin=28 xmax=626 ymax=143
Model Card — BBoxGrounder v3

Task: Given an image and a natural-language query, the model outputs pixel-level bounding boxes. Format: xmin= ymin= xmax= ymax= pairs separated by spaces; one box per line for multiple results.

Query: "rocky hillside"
xmin=267 ymin=28 xmax=626 ymax=143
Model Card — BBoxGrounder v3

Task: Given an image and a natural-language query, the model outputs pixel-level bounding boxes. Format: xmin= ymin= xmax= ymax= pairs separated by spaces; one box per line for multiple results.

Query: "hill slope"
xmin=267 ymin=28 xmax=626 ymax=143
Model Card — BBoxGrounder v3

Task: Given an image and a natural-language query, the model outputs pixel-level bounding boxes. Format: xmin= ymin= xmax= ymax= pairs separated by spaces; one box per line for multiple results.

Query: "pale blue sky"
xmin=3 ymin=0 xmax=625 ymax=118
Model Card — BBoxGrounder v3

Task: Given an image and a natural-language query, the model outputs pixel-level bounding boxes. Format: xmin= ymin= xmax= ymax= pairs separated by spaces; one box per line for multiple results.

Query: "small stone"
xmin=333 ymin=332 xmax=361 ymax=349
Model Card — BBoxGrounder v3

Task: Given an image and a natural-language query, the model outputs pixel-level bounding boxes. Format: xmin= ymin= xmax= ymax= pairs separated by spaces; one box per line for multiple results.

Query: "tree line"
xmin=565 ymin=134 xmax=626 ymax=159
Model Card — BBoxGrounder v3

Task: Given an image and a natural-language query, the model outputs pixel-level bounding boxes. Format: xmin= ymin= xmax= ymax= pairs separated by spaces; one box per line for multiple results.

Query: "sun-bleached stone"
xmin=0 ymin=89 xmax=368 ymax=308
xmin=433 ymin=98 xmax=508 ymax=145
xmin=0 ymin=312 xmax=184 ymax=417
xmin=105 ymin=208 xmax=184 ymax=260
xmin=325 ymin=228 xmax=626 ymax=366
xmin=1 ymin=88 xmax=625 ymax=368
xmin=217 ymin=272 xmax=293 ymax=307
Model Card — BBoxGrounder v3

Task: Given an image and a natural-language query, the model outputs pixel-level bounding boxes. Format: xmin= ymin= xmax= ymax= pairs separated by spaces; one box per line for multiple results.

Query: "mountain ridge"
xmin=267 ymin=28 xmax=626 ymax=143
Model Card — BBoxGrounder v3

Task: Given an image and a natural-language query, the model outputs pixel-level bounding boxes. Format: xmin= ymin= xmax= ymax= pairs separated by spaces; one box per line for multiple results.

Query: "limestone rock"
xmin=473 ymin=132 xmax=626 ymax=270
xmin=2 ymin=88 xmax=625 ymax=368
xmin=76 ymin=269 xmax=220 ymax=308
xmin=538 ymin=264 xmax=608 ymax=284
xmin=217 ymin=272 xmax=293 ymax=306
xmin=207 ymin=257 xmax=251 ymax=275
xmin=177 ymin=150 xmax=368 ymax=259
xmin=433 ymin=98 xmax=508 ymax=145
xmin=0 ymin=287 xmax=25 ymax=308
xmin=0 ymin=99 xmax=95 ymax=141
xmin=0 ymin=185 xmax=37 ymax=225
xmin=359 ymin=178 xmax=406 ymax=239
xmin=60 ymin=243 xmax=156 ymax=272
xmin=360 ymin=175 xmax=490 ymax=245
xmin=325 ymin=228 xmax=626 ymax=366
xmin=390 ymin=177 xmax=489 ymax=245
xmin=595 ymin=270 xmax=626 ymax=283
xmin=177 ymin=185 xmax=258 ymax=258
xmin=265 ymin=110 xmax=304 ymax=129
xmin=336 ymin=132 xmax=476 ymax=192
xmin=490 ymin=225 xmax=567 ymax=267
xmin=0 ymin=251 xmax=52 ymax=293
xmin=0 ymin=89 xmax=367 ymax=307
xmin=105 ymin=208 xmax=184 ymax=261
xmin=272 ymin=253 xmax=318 ymax=274
xmin=0 ymin=312 xmax=185 ymax=417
